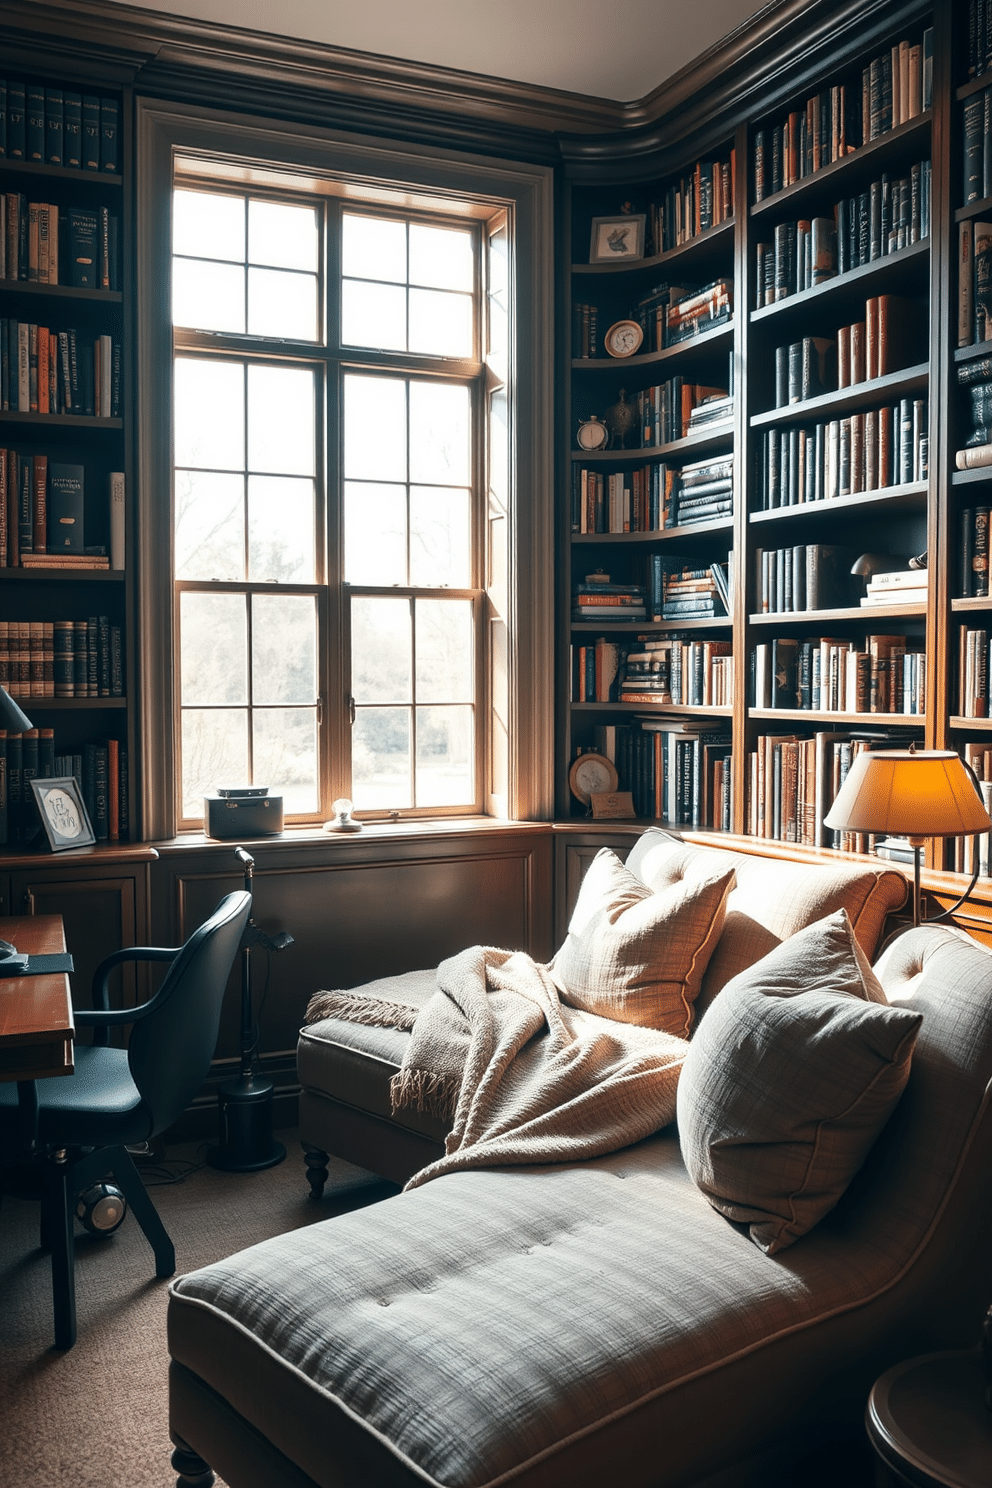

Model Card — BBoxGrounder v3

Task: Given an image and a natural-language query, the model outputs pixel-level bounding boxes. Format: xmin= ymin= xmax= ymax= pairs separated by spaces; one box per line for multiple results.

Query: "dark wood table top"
xmin=0 ymin=915 xmax=73 ymax=1082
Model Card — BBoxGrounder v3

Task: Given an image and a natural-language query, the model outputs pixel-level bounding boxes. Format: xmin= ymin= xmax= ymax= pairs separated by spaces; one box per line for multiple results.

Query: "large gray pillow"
xmin=676 ymin=909 xmax=923 ymax=1254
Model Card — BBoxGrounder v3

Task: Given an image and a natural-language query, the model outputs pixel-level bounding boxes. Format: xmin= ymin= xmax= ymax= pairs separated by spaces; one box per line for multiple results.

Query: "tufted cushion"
xmin=676 ymin=909 xmax=923 ymax=1254
xmin=626 ymin=829 xmax=907 ymax=1019
xmin=550 ymin=846 xmax=735 ymax=1036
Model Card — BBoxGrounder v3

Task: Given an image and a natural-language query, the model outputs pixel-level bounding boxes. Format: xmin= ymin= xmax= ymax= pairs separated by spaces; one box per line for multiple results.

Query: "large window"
xmin=171 ymin=180 xmax=490 ymax=825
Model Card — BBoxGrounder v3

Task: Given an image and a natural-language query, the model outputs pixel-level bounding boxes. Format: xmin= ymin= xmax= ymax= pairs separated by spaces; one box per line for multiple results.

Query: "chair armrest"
xmin=82 ymin=945 xmax=182 ymax=1044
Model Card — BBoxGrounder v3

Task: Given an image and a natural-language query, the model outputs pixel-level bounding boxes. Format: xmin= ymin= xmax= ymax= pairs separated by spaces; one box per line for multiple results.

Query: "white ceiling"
xmin=101 ymin=0 xmax=770 ymax=102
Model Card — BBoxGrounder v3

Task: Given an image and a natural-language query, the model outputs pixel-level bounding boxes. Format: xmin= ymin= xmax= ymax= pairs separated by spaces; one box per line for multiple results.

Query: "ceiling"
xmin=99 ymin=0 xmax=771 ymax=102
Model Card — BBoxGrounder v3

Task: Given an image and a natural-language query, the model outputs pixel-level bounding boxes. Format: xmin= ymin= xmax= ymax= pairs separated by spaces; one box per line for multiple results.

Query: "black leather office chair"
xmin=0 ymin=889 xmax=252 ymax=1349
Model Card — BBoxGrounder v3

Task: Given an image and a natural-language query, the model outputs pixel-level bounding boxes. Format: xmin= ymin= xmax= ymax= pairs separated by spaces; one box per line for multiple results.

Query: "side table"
xmin=866 ymin=1349 xmax=992 ymax=1488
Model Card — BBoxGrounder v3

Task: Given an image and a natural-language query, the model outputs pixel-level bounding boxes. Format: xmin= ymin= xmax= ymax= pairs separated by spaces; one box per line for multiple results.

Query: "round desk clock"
xmin=569 ymin=752 xmax=619 ymax=804
xmin=576 ymin=415 xmax=610 ymax=451
xmin=604 ymin=319 xmax=644 ymax=358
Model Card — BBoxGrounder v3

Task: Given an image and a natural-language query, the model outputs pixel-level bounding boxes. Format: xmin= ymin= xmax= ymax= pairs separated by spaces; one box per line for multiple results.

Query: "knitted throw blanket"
xmin=305 ymin=946 xmax=689 ymax=1191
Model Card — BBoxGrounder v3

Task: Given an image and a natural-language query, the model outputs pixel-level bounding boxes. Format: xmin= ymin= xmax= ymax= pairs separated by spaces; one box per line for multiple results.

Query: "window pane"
xmin=352 ymin=596 xmax=411 ymax=703
xmin=175 ymin=359 xmax=244 ymax=471
xmin=253 ymin=708 xmax=318 ymax=813
xmin=248 ymin=476 xmax=315 ymax=583
xmin=489 ymin=386 xmax=508 ymax=507
xmin=173 ymin=190 xmax=244 ymax=262
xmin=181 ymin=709 xmax=249 ymax=818
xmin=341 ymin=279 xmax=406 ymax=351
xmin=252 ymin=594 xmax=317 ymax=705
xmin=409 ymin=381 xmax=470 ymax=485
xmin=352 ymin=707 xmax=411 ymax=809
xmin=342 ymin=214 xmax=406 ymax=283
xmin=181 ymin=592 xmax=247 ymax=704
xmin=173 ymin=258 xmax=245 ymax=334
xmin=344 ymin=375 xmax=407 ymax=482
xmin=416 ymin=598 xmax=473 ymax=702
xmin=409 ymin=223 xmax=473 ymax=291
xmin=248 ymin=267 xmax=318 ymax=341
xmin=175 ymin=470 xmax=245 ymax=582
xmin=249 ymin=199 xmax=318 ymax=272
xmin=409 ymin=485 xmax=470 ymax=587
xmin=416 ymin=705 xmax=473 ymax=805
xmin=409 ymin=288 xmax=473 ymax=358
xmin=344 ymin=481 xmax=406 ymax=586
xmin=247 ymin=365 xmax=315 ymax=477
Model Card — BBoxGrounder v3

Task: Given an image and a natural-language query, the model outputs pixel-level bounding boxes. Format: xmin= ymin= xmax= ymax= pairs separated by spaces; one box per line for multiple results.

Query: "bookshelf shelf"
xmin=572 ymin=320 xmax=734 ymax=372
xmin=7 ymin=697 xmax=128 ymax=710
xmin=749 ymin=111 xmax=932 ymax=221
xmin=951 ymin=466 xmax=992 ymax=486
xmin=949 ymin=716 xmax=992 ymax=730
xmin=750 ymin=238 xmax=930 ymax=328
xmin=750 ymin=603 xmax=927 ymax=624
xmin=0 ymin=567 xmax=123 ymax=582
xmin=952 ymin=597 xmax=992 ymax=611
xmin=571 ymin=616 xmax=731 ymax=634
xmin=0 ymin=411 xmax=123 ymax=430
xmin=0 ymin=157 xmax=123 ymax=188
xmin=750 ymin=362 xmax=930 ymax=428
xmin=749 ymin=708 xmax=923 ymax=725
xmin=749 ymin=482 xmax=927 ymax=524
xmin=572 ymin=702 xmax=732 ymax=717
xmin=570 ymin=217 xmax=734 ymax=278
xmin=570 ymin=427 xmax=733 ymax=463
xmin=0 ymin=282 xmax=123 ymax=304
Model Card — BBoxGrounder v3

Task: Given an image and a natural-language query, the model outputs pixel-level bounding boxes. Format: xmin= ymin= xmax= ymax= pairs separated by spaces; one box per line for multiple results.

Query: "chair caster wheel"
xmin=76 ymin=1182 xmax=127 ymax=1235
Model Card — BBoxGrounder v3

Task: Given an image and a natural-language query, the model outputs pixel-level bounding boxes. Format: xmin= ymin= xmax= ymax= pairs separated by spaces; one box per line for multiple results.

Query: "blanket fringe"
xmin=391 ymin=1068 xmax=458 ymax=1123
xmin=305 ymin=990 xmax=418 ymax=1030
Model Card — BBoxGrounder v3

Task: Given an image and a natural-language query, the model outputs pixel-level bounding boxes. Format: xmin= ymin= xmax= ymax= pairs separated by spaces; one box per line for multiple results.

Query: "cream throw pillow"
xmin=550 ymin=846 xmax=736 ymax=1037
xmin=677 ymin=908 xmax=923 ymax=1254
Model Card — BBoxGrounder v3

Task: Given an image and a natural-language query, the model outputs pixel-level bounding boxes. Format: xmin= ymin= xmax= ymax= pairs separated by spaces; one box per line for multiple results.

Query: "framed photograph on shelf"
xmin=30 ymin=777 xmax=96 ymax=852
xmin=589 ymin=214 xmax=646 ymax=264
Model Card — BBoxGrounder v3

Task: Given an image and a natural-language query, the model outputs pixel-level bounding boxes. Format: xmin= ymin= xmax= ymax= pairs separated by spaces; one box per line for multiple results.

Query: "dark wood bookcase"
xmin=559 ymin=0 xmax=992 ymax=877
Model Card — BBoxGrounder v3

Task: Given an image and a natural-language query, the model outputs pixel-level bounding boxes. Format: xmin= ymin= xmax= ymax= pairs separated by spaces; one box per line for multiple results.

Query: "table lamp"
xmin=0 ymin=684 xmax=33 ymax=734
xmin=823 ymin=748 xmax=992 ymax=926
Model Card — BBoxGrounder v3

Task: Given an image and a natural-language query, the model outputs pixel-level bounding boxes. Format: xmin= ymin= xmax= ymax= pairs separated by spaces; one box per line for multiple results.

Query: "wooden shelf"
xmin=749 ymin=112 xmax=932 ymax=221
xmin=7 ymin=697 xmax=127 ymax=710
xmin=749 ymin=239 xmax=930 ymax=329
xmin=750 ymin=603 xmax=927 ymax=624
xmin=0 ymin=281 xmax=123 ymax=303
xmin=572 ymin=320 xmax=733 ymax=371
xmin=570 ymin=425 xmax=733 ymax=462
xmin=750 ymin=363 xmax=929 ymax=429
xmin=571 ymin=616 xmax=730 ymax=633
xmin=951 ymin=597 xmax=992 ymax=612
xmin=0 ymin=410 xmax=122 ymax=430
xmin=749 ymin=482 xmax=927 ymax=524
xmin=749 ymin=708 xmax=923 ymax=725
xmin=571 ymin=702 xmax=732 ymax=716
xmin=571 ymin=217 xmax=734 ymax=278
xmin=573 ymin=517 xmax=734 ymax=542
xmin=0 ymin=157 xmax=122 ymax=188
xmin=0 ymin=567 xmax=123 ymax=582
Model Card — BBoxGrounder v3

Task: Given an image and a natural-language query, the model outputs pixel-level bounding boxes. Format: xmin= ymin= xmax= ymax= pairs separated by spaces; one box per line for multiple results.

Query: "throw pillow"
xmin=676 ymin=908 xmax=923 ymax=1254
xmin=550 ymin=846 xmax=736 ymax=1037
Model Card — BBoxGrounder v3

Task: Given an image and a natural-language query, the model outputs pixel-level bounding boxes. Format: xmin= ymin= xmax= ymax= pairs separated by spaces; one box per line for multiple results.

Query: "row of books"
xmin=667 ymin=454 xmax=733 ymax=528
xmin=572 ymin=635 xmax=734 ymax=710
xmin=590 ymin=721 xmax=733 ymax=827
xmin=571 ymin=302 xmax=599 ymax=359
xmin=752 ymin=28 xmax=933 ymax=200
xmin=664 ymin=280 xmax=733 ymax=347
xmin=0 ymin=616 xmax=123 ymax=698
xmin=755 ymin=543 xmax=858 ymax=614
xmin=959 ymin=504 xmax=990 ymax=598
xmin=658 ymin=563 xmax=726 ymax=620
xmin=637 ymin=377 xmax=729 ymax=447
xmin=0 ymin=728 xmax=128 ymax=845
xmin=0 ymin=80 xmax=118 ymax=173
xmin=954 ymin=357 xmax=992 ymax=470
xmin=571 ymin=464 xmax=671 ymax=535
xmin=0 ymin=454 xmax=123 ymax=567
xmin=957 ymin=221 xmax=992 ymax=348
xmin=957 ymin=625 xmax=992 ymax=718
xmin=966 ymin=1 xmax=992 ymax=80
xmin=752 ymin=634 xmax=926 ymax=715
xmin=0 ymin=322 xmax=120 ymax=418
xmin=1 ymin=195 xmax=120 ymax=289
xmin=643 ymin=152 xmax=735 ymax=256
xmin=754 ymin=163 xmax=930 ymax=306
xmin=772 ymin=295 xmax=915 ymax=406
xmin=755 ymin=399 xmax=928 ymax=508
xmin=746 ymin=731 xmax=916 ymax=850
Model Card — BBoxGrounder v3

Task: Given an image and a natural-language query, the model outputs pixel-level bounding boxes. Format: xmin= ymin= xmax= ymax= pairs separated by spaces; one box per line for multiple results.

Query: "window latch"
xmin=348 ymin=695 xmax=356 ymax=726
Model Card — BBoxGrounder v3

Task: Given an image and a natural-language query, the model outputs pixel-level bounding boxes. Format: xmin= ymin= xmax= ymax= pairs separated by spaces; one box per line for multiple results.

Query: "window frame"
xmin=136 ymin=98 xmax=555 ymax=840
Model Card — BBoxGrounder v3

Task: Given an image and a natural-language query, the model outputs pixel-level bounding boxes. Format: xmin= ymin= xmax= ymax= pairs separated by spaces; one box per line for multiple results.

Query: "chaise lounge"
xmin=167 ymin=832 xmax=992 ymax=1488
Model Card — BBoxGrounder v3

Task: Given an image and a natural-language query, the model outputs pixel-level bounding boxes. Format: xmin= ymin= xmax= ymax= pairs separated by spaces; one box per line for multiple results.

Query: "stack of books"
xmin=662 ymin=565 xmax=720 ymax=619
xmin=860 ymin=566 xmax=928 ymax=607
xmin=571 ymin=579 xmax=647 ymax=623
xmin=954 ymin=359 xmax=992 ymax=472
xmin=670 ymin=455 xmax=732 ymax=527
xmin=665 ymin=280 xmax=733 ymax=346
xmin=686 ymin=393 xmax=733 ymax=433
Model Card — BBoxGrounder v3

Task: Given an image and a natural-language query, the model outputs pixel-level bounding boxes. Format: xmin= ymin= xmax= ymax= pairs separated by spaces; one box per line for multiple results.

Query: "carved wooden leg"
xmin=170 ymin=1432 xmax=215 ymax=1488
xmin=303 ymin=1145 xmax=329 ymax=1200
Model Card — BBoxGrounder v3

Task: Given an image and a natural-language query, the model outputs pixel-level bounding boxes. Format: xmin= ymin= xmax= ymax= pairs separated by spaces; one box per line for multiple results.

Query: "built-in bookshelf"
xmin=0 ymin=70 xmax=133 ymax=848
xmin=562 ymin=0 xmax=968 ymax=867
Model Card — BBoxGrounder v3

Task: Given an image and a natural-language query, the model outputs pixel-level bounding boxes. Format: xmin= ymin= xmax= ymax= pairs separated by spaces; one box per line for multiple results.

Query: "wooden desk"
xmin=0 ymin=915 xmax=73 ymax=1083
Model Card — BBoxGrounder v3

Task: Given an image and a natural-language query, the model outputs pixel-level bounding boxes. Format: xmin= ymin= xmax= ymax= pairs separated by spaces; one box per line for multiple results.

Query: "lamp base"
xmin=206 ymin=1075 xmax=286 ymax=1172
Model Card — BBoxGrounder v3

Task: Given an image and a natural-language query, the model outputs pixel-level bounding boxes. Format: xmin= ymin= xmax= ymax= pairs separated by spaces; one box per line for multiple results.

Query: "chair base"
xmin=206 ymin=1076 xmax=286 ymax=1173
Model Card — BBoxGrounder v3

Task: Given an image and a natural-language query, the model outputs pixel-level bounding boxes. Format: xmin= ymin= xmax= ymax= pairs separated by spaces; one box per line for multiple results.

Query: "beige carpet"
xmin=0 ymin=1130 xmax=396 ymax=1488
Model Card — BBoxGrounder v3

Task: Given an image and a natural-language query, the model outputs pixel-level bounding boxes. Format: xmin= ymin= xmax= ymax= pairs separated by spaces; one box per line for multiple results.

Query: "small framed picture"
xmin=30 ymin=777 xmax=96 ymax=852
xmin=589 ymin=214 xmax=646 ymax=264
xmin=590 ymin=790 xmax=637 ymax=820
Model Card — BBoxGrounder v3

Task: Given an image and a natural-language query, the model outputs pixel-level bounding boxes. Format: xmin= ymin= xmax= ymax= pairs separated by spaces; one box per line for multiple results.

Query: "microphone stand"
xmin=207 ymin=846 xmax=293 ymax=1172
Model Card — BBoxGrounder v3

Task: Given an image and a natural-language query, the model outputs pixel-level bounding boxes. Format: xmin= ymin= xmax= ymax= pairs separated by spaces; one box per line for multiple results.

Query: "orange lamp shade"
xmin=823 ymin=751 xmax=992 ymax=839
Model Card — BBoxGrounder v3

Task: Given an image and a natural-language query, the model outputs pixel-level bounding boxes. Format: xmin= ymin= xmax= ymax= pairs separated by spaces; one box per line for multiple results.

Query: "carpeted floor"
xmin=0 ymin=1129 xmax=396 ymax=1488
xmin=1 ymin=1128 xmax=879 ymax=1488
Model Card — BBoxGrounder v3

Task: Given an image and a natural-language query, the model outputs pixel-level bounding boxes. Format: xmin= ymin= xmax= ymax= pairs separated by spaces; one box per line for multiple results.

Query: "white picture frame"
xmin=589 ymin=214 xmax=646 ymax=264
